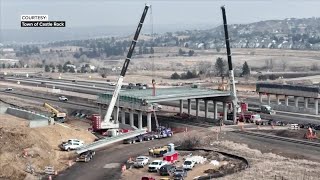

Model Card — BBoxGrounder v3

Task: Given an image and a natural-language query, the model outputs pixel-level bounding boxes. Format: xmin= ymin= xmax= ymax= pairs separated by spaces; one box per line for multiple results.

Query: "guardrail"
xmin=76 ymin=129 xmax=147 ymax=154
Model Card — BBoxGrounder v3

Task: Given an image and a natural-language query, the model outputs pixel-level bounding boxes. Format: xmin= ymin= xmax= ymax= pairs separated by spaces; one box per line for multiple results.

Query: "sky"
xmin=1 ymin=0 xmax=320 ymax=30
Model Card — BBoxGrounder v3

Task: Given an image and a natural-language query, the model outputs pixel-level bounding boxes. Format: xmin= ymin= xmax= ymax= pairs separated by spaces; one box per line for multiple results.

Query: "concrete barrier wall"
xmin=271 ymin=104 xmax=316 ymax=114
xmin=0 ymin=106 xmax=8 ymax=114
xmin=6 ymin=107 xmax=50 ymax=128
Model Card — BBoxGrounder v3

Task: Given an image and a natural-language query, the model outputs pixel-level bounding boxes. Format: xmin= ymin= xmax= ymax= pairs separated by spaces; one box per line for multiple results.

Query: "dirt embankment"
xmin=0 ymin=114 xmax=96 ymax=180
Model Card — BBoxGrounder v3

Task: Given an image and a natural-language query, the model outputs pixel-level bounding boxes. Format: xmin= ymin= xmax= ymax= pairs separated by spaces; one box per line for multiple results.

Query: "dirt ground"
xmin=122 ymin=150 xmax=239 ymax=180
xmin=120 ymin=130 xmax=320 ymax=180
xmin=0 ymin=111 xmax=96 ymax=180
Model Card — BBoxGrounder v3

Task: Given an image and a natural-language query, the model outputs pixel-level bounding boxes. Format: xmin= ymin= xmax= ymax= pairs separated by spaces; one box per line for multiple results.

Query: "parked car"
xmin=268 ymin=119 xmax=287 ymax=126
xmin=76 ymin=150 xmax=95 ymax=162
xmin=133 ymin=156 xmax=149 ymax=168
xmin=5 ymin=88 xmax=13 ymax=91
xmin=159 ymin=164 xmax=176 ymax=176
xmin=148 ymin=160 xmax=167 ymax=172
xmin=173 ymin=168 xmax=187 ymax=180
xmin=60 ymin=139 xmax=84 ymax=151
xmin=182 ymin=159 xmax=196 ymax=170
xmin=59 ymin=96 xmax=68 ymax=101
xmin=123 ymin=135 xmax=143 ymax=144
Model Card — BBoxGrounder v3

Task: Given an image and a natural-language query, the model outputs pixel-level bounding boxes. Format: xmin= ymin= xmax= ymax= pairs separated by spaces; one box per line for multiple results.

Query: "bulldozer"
xmin=304 ymin=127 xmax=317 ymax=140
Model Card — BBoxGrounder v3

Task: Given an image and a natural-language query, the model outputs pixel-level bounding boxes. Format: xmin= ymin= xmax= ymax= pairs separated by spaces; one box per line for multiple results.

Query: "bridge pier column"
xmin=204 ymin=100 xmax=208 ymax=119
xmin=285 ymin=95 xmax=289 ymax=106
xmin=294 ymin=96 xmax=299 ymax=107
xmin=179 ymin=99 xmax=183 ymax=114
xmin=138 ymin=111 xmax=143 ymax=129
xmin=147 ymin=112 xmax=152 ymax=132
xmin=276 ymin=95 xmax=280 ymax=105
xmin=213 ymin=101 xmax=218 ymax=120
xmin=99 ymin=104 xmax=102 ymax=117
xmin=259 ymin=93 xmax=263 ymax=104
xmin=304 ymin=98 xmax=308 ymax=108
xmin=223 ymin=102 xmax=227 ymax=122
xmin=267 ymin=94 xmax=271 ymax=105
xmin=196 ymin=99 xmax=199 ymax=119
xmin=232 ymin=102 xmax=237 ymax=124
xmin=129 ymin=110 xmax=134 ymax=127
xmin=187 ymin=99 xmax=191 ymax=115
xmin=315 ymin=99 xmax=318 ymax=115
xmin=121 ymin=109 xmax=126 ymax=124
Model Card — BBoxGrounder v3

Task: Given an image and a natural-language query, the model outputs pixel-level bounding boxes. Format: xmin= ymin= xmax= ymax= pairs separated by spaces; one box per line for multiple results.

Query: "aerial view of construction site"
xmin=1 ymin=1 xmax=320 ymax=180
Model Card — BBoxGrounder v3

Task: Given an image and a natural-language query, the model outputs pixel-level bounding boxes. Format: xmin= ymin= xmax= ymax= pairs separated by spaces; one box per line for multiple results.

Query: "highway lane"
xmin=2 ymin=79 xmax=320 ymax=125
xmin=161 ymin=100 xmax=320 ymax=125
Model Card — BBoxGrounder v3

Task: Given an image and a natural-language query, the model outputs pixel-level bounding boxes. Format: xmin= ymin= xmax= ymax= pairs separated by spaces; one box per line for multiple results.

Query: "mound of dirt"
xmin=0 ymin=114 xmax=96 ymax=180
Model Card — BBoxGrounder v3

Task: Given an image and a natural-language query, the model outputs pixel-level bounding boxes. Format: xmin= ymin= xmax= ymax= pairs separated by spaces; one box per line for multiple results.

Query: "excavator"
xmin=93 ymin=5 xmax=150 ymax=132
xmin=43 ymin=103 xmax=66 ymax=122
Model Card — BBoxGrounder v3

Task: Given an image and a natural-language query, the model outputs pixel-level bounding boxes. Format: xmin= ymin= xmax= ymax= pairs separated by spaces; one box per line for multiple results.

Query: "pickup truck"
xmin=60 ymin=139 xmax=84 ymax=151
xmin=182 ymin=159 xmax=196 ymax=170
xmin=249 ymin=105 xmax=276 ymax=115
xmin=148 ymin=160 xmax=168 ymax=172
xmin=133 ymin=156 xmax=149 ymax=168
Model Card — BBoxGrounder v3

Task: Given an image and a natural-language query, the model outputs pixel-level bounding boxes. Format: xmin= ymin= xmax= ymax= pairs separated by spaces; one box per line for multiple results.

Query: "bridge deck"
xmin=98 ymin=88 xmax=230 ymax=104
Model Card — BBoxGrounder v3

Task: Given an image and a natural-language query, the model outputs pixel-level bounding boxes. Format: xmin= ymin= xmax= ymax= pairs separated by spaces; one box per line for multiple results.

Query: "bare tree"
xmin=281 ymin=59 xmax=288 ymax=71
xmin=265 ymin=59 xmax=274 ymax=71
xmin=311 ymin=63 xmax=319 ymax=71
xmin=197 ymin=61 xmax=212 ymax=77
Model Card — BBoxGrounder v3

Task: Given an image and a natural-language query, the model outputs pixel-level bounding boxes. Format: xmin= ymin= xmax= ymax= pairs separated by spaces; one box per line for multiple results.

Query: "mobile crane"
xmin=98 ymin=5 xmax=150 ymax=130
xmin=221 ymin=6 xmax=239 ymax=124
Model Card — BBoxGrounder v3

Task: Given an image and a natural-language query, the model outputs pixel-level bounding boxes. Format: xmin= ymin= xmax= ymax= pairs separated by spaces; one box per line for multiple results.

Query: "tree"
xmin=311 ymin=63 xmax=319 ymax=71
xmin=188 ymin=50 xmax=194 ymax=56
xmin=170 ymin=72 xmax=180 ymax=79
xmin=51 ymin=66 xmax=55 ymax=73
xmin=281 ymin=60 xmax=288 ymax=71
xmin=242 ymin=61 xmax=250 ymax=76
xmin=215 ymin=57 xmax=226 ymax=79
xmin=150 ymin=47 xmax=154 ymax=54
xmin=57 ymin=64 xmax=63 ymax=73
xmin=178 ymin=48 xmax=185 ymax=56
xmin=69 ymin=67 xmax=75 ymax=73
xmin=44 ymin=65 xmax=50 ymax=72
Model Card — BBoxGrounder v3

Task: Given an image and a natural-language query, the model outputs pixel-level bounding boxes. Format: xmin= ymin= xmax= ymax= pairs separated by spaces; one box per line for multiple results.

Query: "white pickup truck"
xmin=148 ymin=160 xmax=167 ymax=172
xmin=60 ymin=139 xmax=84 ymax=151
xmin=133 ymin=156 xmax=149 ymax=168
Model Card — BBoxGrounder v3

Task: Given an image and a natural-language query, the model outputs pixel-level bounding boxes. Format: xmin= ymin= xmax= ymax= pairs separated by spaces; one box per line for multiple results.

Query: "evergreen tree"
xmin=44 ymin=65 xmax=50 ymax=72
xmin=215 ymin=57 xmax=226 ymax=78
xmin=242 ymin=61 xmax=251 ymax=76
